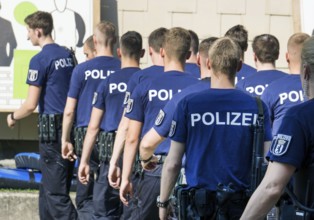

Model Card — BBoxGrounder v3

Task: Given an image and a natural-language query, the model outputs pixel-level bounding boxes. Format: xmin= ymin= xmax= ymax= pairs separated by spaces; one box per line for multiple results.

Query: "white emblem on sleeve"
xmin=126 ymin=99 xmax=134 ymax=113
xmin=92 ymin=92 xmax=98 ymax=105
xmin=168 ymin=120 xmax=177 ymax=137
xmin=28 ymin=69 xmax=38 ymax=81
xmin=123 ymin=92 xmax=130 ymax=105
xmin=270 ymin=134 xmax=292 ymax=156
xmin=155 ymin=110 xmax=165 ymax=126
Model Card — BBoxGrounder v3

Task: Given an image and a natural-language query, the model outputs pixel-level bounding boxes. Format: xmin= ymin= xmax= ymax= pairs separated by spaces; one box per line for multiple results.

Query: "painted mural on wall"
xmin=0 ymin=0 xmax=93 ymax=109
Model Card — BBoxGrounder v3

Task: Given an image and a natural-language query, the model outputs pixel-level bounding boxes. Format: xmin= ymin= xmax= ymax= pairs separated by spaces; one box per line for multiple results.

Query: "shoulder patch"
xmin=92 ymin=92 xmax=98 ymax=105
xmin=126 ymin=98 xmax=134 ymax=113
xmin=270 ymin=134 xmax=292 ymax=156
xmin=28 ymin=69 xmax=38 ymax=81
xmin=123 ymin=92 xmax=130 ymax=105
xmin=168 ymin=120 xmax=177 ymax=137
xmin=155 ymin=109 xmax=165 ymax=126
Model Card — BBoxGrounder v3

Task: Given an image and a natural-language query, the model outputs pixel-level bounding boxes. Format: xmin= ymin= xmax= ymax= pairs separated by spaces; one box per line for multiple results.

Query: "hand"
xmin=78 ymin=162 xmax=90 ymax=185
xmin=108 ymin=163 xmax=121 ymax=189
xmin=159 ymin=207 xmax=168 ymax=220
xmin=61 ymin=141 xmax=77 ymax=161
xmin=119 ymin=179 xmax=133 ymax=206
xmin=141 ymin=155 xmax=158 ymax=171
xmin=7 ymin=114 xmax=16 ymax=128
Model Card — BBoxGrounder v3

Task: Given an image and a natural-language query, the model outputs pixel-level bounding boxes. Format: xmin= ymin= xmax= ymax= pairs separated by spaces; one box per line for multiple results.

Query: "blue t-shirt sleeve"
xmin=262 ymin=101 xmax=273 ymax=141
xmin=169 ymin=99 xmax=187 ymax=143
xmin=26 ymin=56 xmax=46 ymax=86
xmin=261 ymin=87 xmax=274 ymax=122
xmin=68 ymin=66 xmax=84 ymax=99
xmin=267 ymin=114 xmax=305 ymax=169
xmin=153 ymin=100 xmax=176 ymax=137
xmin=93 ymin=79 xmax=108 ymax=111
xmin=125 ymin=84 xmax=144 ymax=122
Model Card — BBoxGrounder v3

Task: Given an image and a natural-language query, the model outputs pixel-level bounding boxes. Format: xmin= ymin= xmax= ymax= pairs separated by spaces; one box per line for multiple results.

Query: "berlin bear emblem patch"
xmin=28 ymin=69 xmax=38 ymax=81
xmin=126 ymin=99 xmax=134 ymax=113
xmin=270 ymin=134 xmax=292 ymax=156
xmin=92 ymin=92 xmax=98 ymax=105
xmin=155 ymin=110 xmax=165 ymax=126
xmin=168 ymin=120 xmax=177 ymax=137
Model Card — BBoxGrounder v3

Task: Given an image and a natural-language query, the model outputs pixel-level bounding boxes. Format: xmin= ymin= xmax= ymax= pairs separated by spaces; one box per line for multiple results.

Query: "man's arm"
xmin=159 ymin=140 xmax=185 ymax=220
xmin=240 ymin=161 xmax=296 ymax=220
xmin=139 ymin=127 xmax=165 ymax=169
xmin=108 ymin=112 xmax=129 ymax=188
xmin=7 ymin=85 xmax=41 ymax=128
xmin=78 ymin=107 xmax=103 ymax=184
xmin=119 ymin=119 xmax=142 ymax=205
xmin=61 ymin=97 xmax=77 ymax=161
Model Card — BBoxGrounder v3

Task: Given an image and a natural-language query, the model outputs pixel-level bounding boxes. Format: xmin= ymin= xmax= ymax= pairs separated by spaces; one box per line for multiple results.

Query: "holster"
xmin=98 ymin=131 xmax=116 ymax=163
xmin=38 ymin=114 xmax=62 ymax=142
xmin=175 ymin=187 xmax=216 ymax=220
xmin=74 ymin=127 xmax=87 ymax=157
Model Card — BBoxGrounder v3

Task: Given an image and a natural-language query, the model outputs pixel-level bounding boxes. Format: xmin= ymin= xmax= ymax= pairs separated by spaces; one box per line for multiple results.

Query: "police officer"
xmin=78 ymin=31 xmax=143 ymax=219
xmin=185 ymin=30 xmax=201 ymax=78
xmin=158 ymin=37 xmax=272 ymax=220
xmin=83 ymin=35 xmax=96 ymax=61
xmin=224 ymin=24 xmax=257 ymax=84
xmin=61 ymin=21 xmax=120 ymax=219
xmin=139 ymin=37 xmax=218 ymax=170
xmin=7 ymin=11 xmax=77 ymax=220
xmin=107 ymin=27 xmax=167 ymax=189
xmin=261 ymin=33 xmax=310 ymax=136
xmin=241 ymin=36 xmax=314 ymax=220
xmin=120 ymin=27 xmax=199 ymax=220
xmin=236 ymin=34 xmax=287 ymax=97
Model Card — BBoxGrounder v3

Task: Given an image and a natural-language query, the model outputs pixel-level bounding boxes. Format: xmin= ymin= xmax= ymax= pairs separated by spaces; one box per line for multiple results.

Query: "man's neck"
xmin=210 ymin=72 xmax=234 ymax=89
xmin=256 ymin=62 xmax=276 ymax=71
xmin=164 ymin=59 xmax=184 ymax=72
xmin=96 ymin=46 xmax=114 ymax=57
xmin=121 ymin=57 xmax=140 ymax=69
xmin=38 ymin=36 xmax=54 ymax=48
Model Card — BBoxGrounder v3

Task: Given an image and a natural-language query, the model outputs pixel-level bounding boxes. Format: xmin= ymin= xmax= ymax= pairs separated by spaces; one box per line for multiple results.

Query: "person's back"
xmin=261 ymin=33 xmax=310 ymax=136
xmin=184 ymin=29 xmax=200 ymax=78
xmin=240 ymin=36 xmax=314 ymax=220
xmin=7 ymin=11 xmax=78 ymax=220
xmin=159 ymin=37 xmax=272 ymax=220
xmin=225 ymin=24 xmax=257 ymax=83
xmin=236 ymin=34 xmax=287 ymax=97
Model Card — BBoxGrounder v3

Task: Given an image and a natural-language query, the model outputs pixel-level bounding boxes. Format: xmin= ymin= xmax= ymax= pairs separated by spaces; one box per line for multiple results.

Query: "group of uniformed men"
xmin=6 ymin=10 xmax=314 ymax=220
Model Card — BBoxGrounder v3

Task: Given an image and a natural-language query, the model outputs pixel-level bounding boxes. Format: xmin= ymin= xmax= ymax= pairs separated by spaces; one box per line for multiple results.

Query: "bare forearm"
xmin=160 ymin=159 xmax=181 ymax=202
xmin=140 ymin=128 xmax=164 ymax=160
xmin=13 ymin=101 xmax=37 ymax=120
xmin=80 ymin=127 xmax=99 ymax=164
xmin=121 ymin=140 xmax=138 ymax=182
xmin=110 ymin=117 xmax=129 ymax=166
xmin=62 ymin=112 xmax=74 ymax=142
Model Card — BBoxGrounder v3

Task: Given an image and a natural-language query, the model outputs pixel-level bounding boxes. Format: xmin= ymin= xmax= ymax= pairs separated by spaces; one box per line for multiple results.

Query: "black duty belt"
xmin=98 ymin=131 xmax=116 ymax=162
xmin=38 ymin=114 xmax=62 ymax=142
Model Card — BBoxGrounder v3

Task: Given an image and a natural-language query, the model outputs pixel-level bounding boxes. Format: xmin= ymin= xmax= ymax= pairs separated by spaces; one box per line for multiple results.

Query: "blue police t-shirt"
xmin=235 ymin=63 xmax=257 ymax=84
xmin=261 ymin=74 xmax=305 ymax=136
xmin=267 ymin=99 xmax=314 ymax=169
xmin=185 ymin=63 xmax=200 ymax=79
xmin=123 ymin=65 xmax=164 ymax=107
xmin=236 ymin=69 xmax=287 ymax=97
xmin=170 ymin=89 xmax=272 ymax=191
xmin=125 ymin=70 xmax=199 ymax=153
xmin=26 ymin=43 xmax=75 ymax=114
xmin=67 ymin=56 xmax=121 ymax=127
xmin=153 ymin=79 xmax=211 ymax=154
xmin=93 ymin=67 xmax=140 ymax=131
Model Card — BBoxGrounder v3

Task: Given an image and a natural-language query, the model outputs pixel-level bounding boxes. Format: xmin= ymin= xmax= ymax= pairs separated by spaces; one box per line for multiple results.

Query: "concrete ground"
xmin=0 ymin=159 xmax=76 ymax=220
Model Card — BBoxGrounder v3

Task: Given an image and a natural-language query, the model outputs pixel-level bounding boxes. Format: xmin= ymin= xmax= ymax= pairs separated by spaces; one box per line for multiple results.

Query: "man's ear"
xmin=140 ymin=49 xmax=145 ymax=58
xmin=149 ymin=47 xmax=153 ymax=56
xmin=160 ymin=48 xmax=165 ymax=58
xmin=286 ymin=52 xmax=290 ymax=64
xmin=35 ymin=28 xmax=41 ymax=38
xmin=186 ymin=51 xmax=191 ymax=60
xmin=196 ymin=53 xmax=201 ymax=66
xmin=117 ymin=48 xmax=122 ymax=58
xmin=206 ymin=58 xmax=211 ymax=71
xmin=253 ymin=53 xmax=257 ymax=62
xmin=303 ymin=63 xmax=310 ymax=81
xmin=237 ymin=60 xmax=243 ymax=72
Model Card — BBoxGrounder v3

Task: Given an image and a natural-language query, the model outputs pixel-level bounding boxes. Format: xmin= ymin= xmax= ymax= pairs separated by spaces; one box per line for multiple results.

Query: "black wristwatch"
xmin=156 ymin=195 xmax=170 ymax=208
xmin=10 ymin=113 xmax=16 ymax=121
